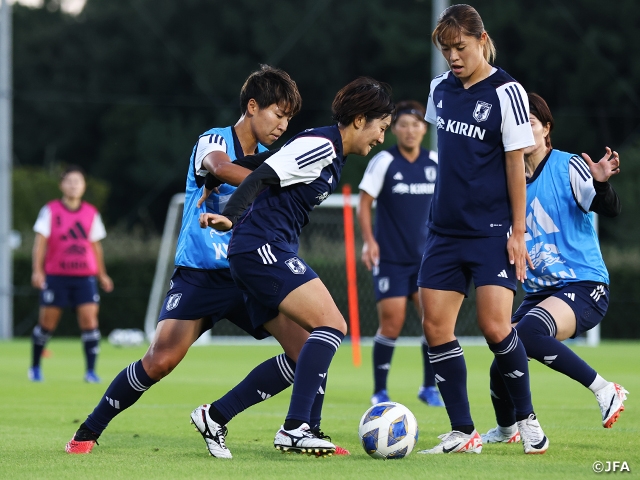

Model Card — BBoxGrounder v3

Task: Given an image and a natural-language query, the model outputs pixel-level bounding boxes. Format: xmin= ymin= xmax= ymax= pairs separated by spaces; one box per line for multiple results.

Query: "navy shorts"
xmin=372 ymin=261 xmax=419 ymax=302
xmin=417 ymin=230 xmax=516 ymax=296
xmin=512 ymin=282 xmax=609 ymax=338
xmin=229 ymin=242 xmax=319 ymax=329
xmin=158 ymin=268 xmax=270 ymax=340
xmin=41 ymin=275 xmax=99 ymax=308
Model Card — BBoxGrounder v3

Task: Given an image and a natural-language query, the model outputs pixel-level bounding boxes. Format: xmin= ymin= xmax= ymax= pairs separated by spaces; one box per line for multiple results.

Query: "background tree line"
xmin=9 ymin=0 xmax=640 ymax=337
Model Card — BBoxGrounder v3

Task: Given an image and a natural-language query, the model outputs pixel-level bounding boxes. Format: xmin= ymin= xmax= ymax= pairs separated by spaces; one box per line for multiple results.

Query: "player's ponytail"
xmin=432 ymin=4 xmax=496 ymax=64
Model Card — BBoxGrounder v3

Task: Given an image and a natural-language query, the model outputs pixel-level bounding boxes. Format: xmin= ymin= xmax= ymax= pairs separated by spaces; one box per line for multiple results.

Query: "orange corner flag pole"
xmin=342 ymin=184 xmax=361 ymax=367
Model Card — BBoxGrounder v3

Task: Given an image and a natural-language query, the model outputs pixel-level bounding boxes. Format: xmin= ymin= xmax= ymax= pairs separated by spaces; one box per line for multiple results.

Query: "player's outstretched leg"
xmin=65 ymin=360 xmax=156 ymax=454
xmin=516 ymin=308 xmax=628 ymax=428
xmin=481 ymin=359 xmax=520 ymax=444
xmin=417 ymin=340 xmax=482 ymax=454
xmin=417 ymin=337 xmax=445 ymax=407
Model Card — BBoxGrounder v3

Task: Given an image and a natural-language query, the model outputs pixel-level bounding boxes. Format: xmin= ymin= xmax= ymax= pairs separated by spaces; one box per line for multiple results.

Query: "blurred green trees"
xmin=9 ymin=0 xmax=640 ymax=248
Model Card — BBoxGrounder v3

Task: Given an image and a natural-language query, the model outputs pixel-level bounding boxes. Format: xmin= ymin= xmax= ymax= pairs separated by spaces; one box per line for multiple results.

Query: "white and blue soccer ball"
xmin=358 ymin=402 xmax=419 ymax=459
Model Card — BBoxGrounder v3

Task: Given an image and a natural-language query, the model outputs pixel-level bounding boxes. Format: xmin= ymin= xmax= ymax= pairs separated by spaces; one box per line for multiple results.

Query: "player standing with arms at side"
xmin=482 ymin=93 xmax=627 ymax=443
xmin=416 ymin=4 xmax=548 ymax=455
xmin=201 ymin=77 xmax=395 ymax=455
xmin=357 ymin=100 xmax=443 ymax=407
xmin=65 ymin=66 xmax=332 ymax=457
xmin=30 ymin=165 xmax=113 ymax=383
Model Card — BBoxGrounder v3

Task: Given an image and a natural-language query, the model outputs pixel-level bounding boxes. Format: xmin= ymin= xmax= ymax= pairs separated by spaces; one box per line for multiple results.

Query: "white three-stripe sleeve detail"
xmin=265 ymin=136 xmax=336 ymax=187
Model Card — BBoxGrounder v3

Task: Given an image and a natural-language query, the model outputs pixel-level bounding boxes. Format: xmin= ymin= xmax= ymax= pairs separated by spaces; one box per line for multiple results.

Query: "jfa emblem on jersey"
xmin=424 ymin=166 xmax=437 ymax=182
xmin=473 ymin=101 xmax=492 ymax=122
xmin=436 ymin=116 xmax=445 ymax=129
xmin=378 ymin=277 xmax=390 ymax=293
xmin=166 ymin=293 xmax=182 ymax=311
xmin=285 ymin=257 xmax=307 ymax=275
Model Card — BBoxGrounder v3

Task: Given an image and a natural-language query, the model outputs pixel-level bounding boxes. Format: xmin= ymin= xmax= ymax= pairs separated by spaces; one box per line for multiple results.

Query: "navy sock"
xmin=309 ymin=374 xmax=328 ymax=431
xmin=372 ymin=333 xmax=395 ymax=393
xmin=285 ymin=327 xmax=344 ymax=427
xmin=31 ymin=325 xmax=52 ymax=368
xmin=81 ymin=329 xmax=101 ymax=372
xmin=488 ymin=328 xmax=533 ymax=422
xmin=489 ymin=358 xmax=517 ymax=427
xmin=428 ymin=339 xmax=473 ymax=430
xmin=212 ymin=354 xmax=295 ymax=425
xmin=516 ymin=307 xmax=598 ymax=388
xmin=84 ymin=360 xmax=156 ymax=435
xmin=421 ymin=337 xmax=436 ymax=388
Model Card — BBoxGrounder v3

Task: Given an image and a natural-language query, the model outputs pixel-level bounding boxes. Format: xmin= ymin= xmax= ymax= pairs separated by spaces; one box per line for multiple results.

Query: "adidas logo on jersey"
xmin=437 ymin=116 xmax=486 ymax=140
xmin=497 ymin=270 xmax=508 ymax=278
xmin=257 ymin=390 xmax=271 ymax=400
xmin=564 ymin=292 xmax=575 ymax=301
xmin=437 ymin=99 xmax=443 ymax=108
xmin=393 ymin=172 xmax=404 ymax=181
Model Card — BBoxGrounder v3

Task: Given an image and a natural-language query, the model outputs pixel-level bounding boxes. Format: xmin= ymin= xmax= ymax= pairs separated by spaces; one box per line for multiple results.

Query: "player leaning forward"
xmin=482 ymin=93 xmax=627 ymax=444
xmin=201 ymin=77 xmax=395 ymax=454
xmin=417 ymin=4 xmax=548 ymax=455
xmin=65 ymin=66 xmax=344 ymax=457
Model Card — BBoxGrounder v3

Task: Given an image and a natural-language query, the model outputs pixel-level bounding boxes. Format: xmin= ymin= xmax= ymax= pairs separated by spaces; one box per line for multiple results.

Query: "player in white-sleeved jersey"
xmin=66 ymin=66 xmax=352 ymax=458
xmin=416 ymin=5 xmax=548 ymax=456
xmin=482 ymin=93 xmax=627 ymax=444
xmin=201 ymin=77 xmax=395 ymax=455
xmin=357 ymin=100 xmax=443 ymax=408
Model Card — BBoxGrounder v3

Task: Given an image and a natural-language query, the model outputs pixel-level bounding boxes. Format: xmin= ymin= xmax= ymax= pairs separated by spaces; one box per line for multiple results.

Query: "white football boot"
xmin=417 ymin=430 xmax=482 ymax=454
xmin=274 ymin=423 xmax=335 ymax=455
xmin=190 ymin=404 xmax=232 ymax=458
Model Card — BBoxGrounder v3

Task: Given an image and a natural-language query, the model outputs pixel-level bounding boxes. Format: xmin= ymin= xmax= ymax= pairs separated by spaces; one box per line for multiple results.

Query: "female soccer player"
xmin=66 ymin=66 xmax=348 ymax=458
xmin=482 ymin=93 xmax=627 ymax=444
xmin=357 ymin=100 xmax=443 ymax=407
xmin=201 ymin=77 xmax=395 ymax=455
xmin=30 ymin=165 xmax=113 ymax=384
xmin=416 ymin=4 xmax=548 ymax=455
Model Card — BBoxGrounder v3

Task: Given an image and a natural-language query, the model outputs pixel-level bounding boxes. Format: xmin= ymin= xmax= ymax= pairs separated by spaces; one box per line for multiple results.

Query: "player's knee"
xmin=479 ymin=322 xmax=512 ymax=344
xmin=515 ymin=307 xmax=556 ymax=360
xmin=142 ymin=351 xmax=181 ymax=380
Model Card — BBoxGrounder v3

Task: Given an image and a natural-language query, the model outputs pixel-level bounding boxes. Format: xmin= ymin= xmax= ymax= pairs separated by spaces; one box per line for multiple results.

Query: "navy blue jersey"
xmin=228 ymin=125 xmax=345 ymax=255
xmin=359 ymin=145 xmax=438 ymax=263
xmin=425 ymin=67 xmax=534 ymax=237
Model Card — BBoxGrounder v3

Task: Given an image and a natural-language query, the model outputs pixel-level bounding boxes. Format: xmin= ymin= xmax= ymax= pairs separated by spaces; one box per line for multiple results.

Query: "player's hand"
xmin=506 ymin=231 xmax=532 ymax=282
xmin=31 ymin=271 xmax=46 ymax=290
xmin=199 ymin=213 xmax=232 ymax=231
xmin=582 ymin=147 xmax=620 ymax=182
xmin=361 ymin=240 xmax=380 ymax=271
xmin=196 ymin=186 xmax=219 ymax=208
xmin=98 ymin=273 xmax=114 ymax=293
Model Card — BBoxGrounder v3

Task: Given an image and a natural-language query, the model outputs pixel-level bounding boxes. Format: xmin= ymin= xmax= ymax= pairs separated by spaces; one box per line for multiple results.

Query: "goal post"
xmin=145 ymin=190 xmax=599 ymax=347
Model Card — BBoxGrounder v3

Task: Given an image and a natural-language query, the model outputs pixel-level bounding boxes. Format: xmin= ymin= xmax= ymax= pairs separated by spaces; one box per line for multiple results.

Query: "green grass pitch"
xmin=0 ymin=339 xmax=637 ymax=479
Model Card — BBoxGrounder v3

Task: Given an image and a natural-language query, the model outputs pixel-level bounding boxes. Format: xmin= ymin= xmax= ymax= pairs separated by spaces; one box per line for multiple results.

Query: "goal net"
xmin=145 ymin=192 xmax=599 ymax=346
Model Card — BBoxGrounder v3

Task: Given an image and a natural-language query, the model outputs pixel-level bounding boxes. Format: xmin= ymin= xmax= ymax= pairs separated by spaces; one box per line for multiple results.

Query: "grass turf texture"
xmin=0 ymin=339 xmax=637 ymax=479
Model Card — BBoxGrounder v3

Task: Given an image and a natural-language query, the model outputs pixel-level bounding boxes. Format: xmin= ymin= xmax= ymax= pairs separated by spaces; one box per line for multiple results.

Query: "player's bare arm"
xmin=357 ymin=191 xmax=379 ymax=270
xmin=505 ymin=148 xmax=533 ymax=281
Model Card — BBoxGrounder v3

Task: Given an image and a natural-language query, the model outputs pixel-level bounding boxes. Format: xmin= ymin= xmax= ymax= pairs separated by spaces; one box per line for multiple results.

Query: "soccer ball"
xmin=358 ymin=402 xmax=419 ymax=459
